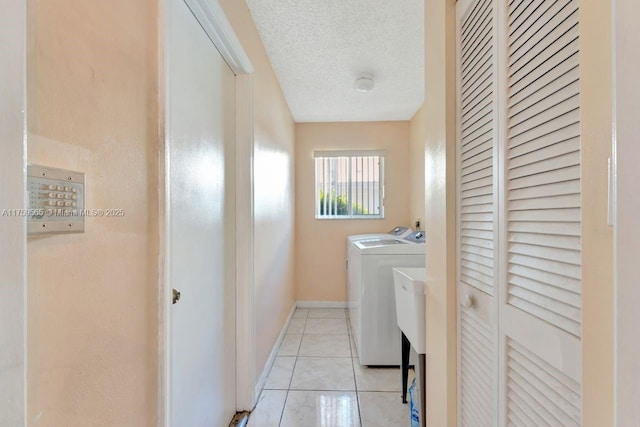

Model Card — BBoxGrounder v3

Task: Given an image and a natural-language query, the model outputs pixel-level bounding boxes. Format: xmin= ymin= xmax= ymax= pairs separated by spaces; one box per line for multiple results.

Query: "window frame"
xmin=313 ymin=150 xmax=386 ymax=220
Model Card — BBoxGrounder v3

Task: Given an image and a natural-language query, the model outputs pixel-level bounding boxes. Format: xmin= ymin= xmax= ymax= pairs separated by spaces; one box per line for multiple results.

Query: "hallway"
xmin=1 ymin=0 xmax=637 ymax=425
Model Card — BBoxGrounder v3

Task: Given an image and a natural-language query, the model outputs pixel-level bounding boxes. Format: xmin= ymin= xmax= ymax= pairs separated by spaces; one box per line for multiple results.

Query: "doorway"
xmin=161 ymin=0 xmax=255 ymax=424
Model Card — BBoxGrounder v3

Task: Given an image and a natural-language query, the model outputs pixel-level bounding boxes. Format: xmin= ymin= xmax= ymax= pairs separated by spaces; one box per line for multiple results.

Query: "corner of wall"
xmin=409 ymin=103 xmax=427 ymax=228
xmin=0 ymin=1 xmax=27 ymax=424
xmin=423 ymin=0 xmax=458 ymax=425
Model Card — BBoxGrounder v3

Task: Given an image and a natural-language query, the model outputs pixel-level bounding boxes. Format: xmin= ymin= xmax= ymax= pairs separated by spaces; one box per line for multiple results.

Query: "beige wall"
xmin=422 ymin=0 xmax=458 ymax=425
xmin=218 ymin=0 xmax=296 ymax=381
xmin=614 ymin=0 xmax=640 ymax=423
xmin=26 ymin=0 xmax=159 ymax=425
xmin=295 ymin=122 xmax=411 ymax=302
xmin=409 ymin=104 xmax=427 ymax=229
xmin=580 ymin=0 xmax=614 ymax=425
xmin=0 ymin=1 xmax=27 ymax=424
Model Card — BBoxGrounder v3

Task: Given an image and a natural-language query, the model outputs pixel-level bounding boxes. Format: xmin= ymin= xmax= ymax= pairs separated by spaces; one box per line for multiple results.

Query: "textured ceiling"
xmin=246 ymin=0 xmax=424 ymax=123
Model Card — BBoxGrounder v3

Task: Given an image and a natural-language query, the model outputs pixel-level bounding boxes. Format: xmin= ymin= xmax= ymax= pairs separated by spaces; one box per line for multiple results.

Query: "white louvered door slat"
xmin=505 ymin=0 xmax=582 ymax=341
xmin=456 ymin=0 xmax=499 ymax=425
xmin=500 ymin=0 xmax=583 ymax=425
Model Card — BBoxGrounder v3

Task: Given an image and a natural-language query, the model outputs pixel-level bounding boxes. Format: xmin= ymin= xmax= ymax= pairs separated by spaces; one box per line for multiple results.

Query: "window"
xmin=314 ymin=150 xmax=385 ymax=219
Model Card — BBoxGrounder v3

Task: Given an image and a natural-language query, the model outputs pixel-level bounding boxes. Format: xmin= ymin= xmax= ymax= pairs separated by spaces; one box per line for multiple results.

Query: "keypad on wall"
xmin=27 ymin=164 xmax=85 ymax=235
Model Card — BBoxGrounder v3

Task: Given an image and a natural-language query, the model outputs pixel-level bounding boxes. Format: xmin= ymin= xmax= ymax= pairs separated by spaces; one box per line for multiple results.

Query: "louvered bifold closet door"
xmin=456 ymin=0 xmax=499 ymax=425
xmin=500 ymin=0 xmax=582 ymax=425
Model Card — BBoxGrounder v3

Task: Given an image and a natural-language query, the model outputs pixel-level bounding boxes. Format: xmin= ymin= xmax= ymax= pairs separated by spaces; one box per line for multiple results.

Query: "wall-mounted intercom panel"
xmin=27 ymin=164 xmax=85 ymax=235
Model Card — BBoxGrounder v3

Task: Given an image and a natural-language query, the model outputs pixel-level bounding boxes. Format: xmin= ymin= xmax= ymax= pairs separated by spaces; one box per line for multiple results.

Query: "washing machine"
xmin=346 ymin=226 xmax=412 ymax=313
xmin=348 ymin=231 xmax=426 ymax=366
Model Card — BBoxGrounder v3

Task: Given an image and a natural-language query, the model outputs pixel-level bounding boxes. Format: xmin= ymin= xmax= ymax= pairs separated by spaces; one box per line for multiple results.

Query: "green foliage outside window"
xmin=319 ymin=190 xmax=369 ymax=216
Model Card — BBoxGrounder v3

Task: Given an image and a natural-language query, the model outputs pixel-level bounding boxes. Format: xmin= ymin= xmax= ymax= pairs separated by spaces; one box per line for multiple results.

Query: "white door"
xmin=499 ymin=0 xmax=582 ymax=424
xmin=168 ymin=0 xmax=237 ymax=425
xmin=457 ymin=0 xmax=583 ymax=425
xmin=456 ymin=0 xmax=500 ymax=425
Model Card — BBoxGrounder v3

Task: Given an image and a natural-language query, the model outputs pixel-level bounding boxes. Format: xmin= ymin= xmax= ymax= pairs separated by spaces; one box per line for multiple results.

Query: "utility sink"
xmin=393 ymin=267 xmax=426 ymax=354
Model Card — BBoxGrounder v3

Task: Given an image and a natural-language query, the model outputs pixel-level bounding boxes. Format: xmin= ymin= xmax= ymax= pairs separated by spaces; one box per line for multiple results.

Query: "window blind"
xmin=314 ymin=153 xmax=384 ymax=219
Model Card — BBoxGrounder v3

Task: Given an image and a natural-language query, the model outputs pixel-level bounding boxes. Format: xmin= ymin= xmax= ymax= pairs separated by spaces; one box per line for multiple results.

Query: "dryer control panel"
xmin=389 ymin=226 xmax=411 ymax=236
xmin=404 ymin=231 xmax=426 ymax=243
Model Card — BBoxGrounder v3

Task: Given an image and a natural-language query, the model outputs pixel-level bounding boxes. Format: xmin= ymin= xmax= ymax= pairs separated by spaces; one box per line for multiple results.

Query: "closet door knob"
xmin=463 ymin=294 xmax=475 ymax=309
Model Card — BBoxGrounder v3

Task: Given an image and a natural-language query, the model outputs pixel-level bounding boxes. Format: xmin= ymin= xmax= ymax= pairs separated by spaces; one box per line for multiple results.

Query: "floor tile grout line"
xmin=287 ymin=388 xmax=358 ymax=392
xmin=277 ymin=308 xmax=307 ymax=427
xmin=302 ymin=332 xmax=348 ymax=337
xmin=278 ymin=383 xmax=290 ymax=426
xmin=347 ymin=310 xmax=364 ymax=427
xmin=296 ymin=355 xmax=353 ymax=359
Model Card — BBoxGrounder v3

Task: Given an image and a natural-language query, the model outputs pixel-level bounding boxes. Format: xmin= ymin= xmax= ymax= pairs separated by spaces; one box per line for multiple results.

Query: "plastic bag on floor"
xmin=408 ymin=377 xmax=420 ymax=427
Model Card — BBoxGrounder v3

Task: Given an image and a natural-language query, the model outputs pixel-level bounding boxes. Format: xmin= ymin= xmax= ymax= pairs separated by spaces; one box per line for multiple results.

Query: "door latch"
xmin=172 ymin=288 xmax=181 ymax=304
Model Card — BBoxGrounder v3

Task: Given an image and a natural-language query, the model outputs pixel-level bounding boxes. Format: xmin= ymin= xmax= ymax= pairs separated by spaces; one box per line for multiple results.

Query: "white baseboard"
xmin=296 ymin=301 xmax=348 ymax=309
xmin=254 ymin=303 xmax=296 ymax=401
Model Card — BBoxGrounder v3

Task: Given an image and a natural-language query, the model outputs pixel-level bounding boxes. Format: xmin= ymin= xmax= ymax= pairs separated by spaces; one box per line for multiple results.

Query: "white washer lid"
xmin=355 ymin=239 xmax=425 ymax=255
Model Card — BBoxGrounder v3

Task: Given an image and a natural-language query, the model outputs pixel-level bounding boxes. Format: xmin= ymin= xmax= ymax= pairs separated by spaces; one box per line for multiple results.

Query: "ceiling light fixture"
xmin=354 ymin=73 xmax=375 ymax=93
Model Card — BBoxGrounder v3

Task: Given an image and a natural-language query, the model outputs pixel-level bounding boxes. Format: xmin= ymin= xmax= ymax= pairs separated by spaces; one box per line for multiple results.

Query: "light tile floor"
xmin=248 ymin=308 xmax=412 ymax=427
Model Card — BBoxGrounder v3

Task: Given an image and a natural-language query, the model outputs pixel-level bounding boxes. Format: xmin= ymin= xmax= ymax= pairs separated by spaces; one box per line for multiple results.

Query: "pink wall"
xmin=26 ymin=0 xmax=159 ymax=424
xmin=295 ymin=121 xmax=411 ymax=302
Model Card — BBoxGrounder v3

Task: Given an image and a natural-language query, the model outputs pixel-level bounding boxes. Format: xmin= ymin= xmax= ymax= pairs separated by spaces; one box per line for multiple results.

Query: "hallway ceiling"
xmin=246 ymin=0 xmax=424 ymax=123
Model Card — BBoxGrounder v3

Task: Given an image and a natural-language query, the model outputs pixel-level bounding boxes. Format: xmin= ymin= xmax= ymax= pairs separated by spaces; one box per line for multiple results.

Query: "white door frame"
xmin=0 ymin=0 xmax=27 ymax=425
xmin=158 ymin=0 xmax=256 ymax=424
xmin=612 ymin=0 xmax=640 ymax=424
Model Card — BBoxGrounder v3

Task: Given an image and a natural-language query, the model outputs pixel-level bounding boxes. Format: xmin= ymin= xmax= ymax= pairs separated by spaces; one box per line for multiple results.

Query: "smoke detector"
xmin=354 ymin=73 xmax=375 ymax=93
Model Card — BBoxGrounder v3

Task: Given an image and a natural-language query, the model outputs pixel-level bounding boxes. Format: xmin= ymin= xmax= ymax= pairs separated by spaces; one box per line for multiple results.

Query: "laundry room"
xmin=285 ymin=119 xmax=428 ymax=425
